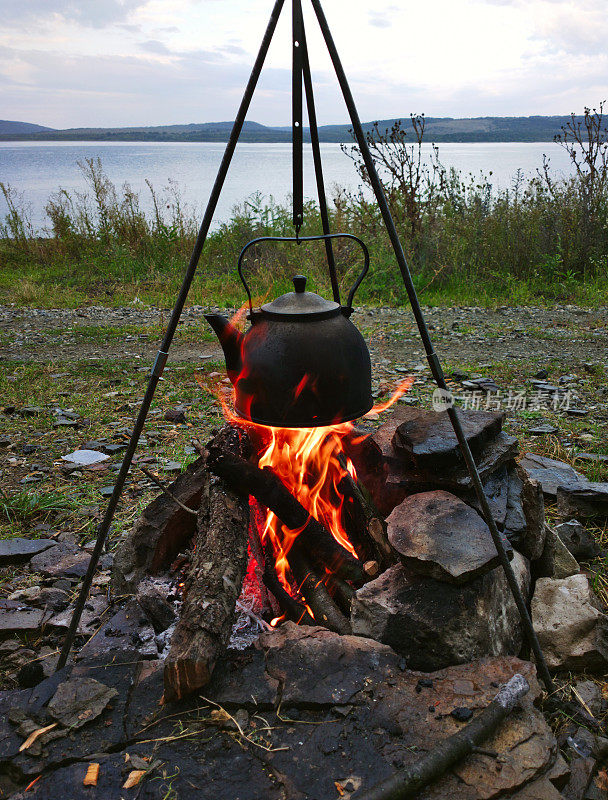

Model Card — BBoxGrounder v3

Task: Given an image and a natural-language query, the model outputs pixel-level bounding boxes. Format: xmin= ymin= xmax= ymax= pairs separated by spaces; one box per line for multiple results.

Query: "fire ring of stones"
xmin=3 ymin=407 xmax=607 ymax=799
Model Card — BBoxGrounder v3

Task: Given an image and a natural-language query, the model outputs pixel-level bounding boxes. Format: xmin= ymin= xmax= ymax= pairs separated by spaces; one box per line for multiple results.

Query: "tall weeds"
xmin=1 ymin=109 xmax=607 ymax=307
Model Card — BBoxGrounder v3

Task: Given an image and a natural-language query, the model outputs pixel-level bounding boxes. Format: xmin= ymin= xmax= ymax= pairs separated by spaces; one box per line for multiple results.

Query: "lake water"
xmin=0 ymin=141 xmax=575 ymax=233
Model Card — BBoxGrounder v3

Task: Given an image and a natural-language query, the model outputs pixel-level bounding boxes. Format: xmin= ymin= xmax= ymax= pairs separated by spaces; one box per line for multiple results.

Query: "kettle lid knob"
xmin=293 ymin=275 xmax=307 ymax=294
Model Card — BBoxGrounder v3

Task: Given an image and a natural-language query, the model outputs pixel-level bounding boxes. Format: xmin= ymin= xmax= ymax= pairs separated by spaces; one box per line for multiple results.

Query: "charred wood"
xmin=206 ymin=440 xmax=365 ymax=585
xmin=262 ymin=543 xmax=315 ymax=626
xmin=163 ymin=427 xmax=250 ymax=702
xmin=289 ymin=546 xmax=352 ymax=635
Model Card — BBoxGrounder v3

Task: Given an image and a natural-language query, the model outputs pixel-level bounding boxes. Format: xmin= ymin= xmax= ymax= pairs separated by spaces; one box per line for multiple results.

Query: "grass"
xmin=1 ymin=152 xmax=608 ymax=309
xmin=0 ymin=488 xmax=76 ymax=526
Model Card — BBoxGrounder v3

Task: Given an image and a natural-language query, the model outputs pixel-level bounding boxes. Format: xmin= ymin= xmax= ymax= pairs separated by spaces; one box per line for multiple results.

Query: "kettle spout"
xmin=204 ymin=314 xmax=243 ymax=383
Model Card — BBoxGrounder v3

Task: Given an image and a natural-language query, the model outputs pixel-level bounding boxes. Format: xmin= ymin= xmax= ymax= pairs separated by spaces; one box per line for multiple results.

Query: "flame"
xmin=207 ymin=308 xmax=414 ymax=616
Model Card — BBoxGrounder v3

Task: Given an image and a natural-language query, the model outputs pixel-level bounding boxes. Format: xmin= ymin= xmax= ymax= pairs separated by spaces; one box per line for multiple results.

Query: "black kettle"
xmin=205 ymin=234 xmax=373 ymax=428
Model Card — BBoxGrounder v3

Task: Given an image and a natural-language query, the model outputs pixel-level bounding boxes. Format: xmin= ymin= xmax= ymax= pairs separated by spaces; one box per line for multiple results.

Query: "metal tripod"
xmin=57 ymin=0 xmax=554 ymax=695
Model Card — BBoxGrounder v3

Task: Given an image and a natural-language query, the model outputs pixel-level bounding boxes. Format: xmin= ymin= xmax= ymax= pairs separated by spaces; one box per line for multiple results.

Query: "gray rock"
xmin=77 ymin=599 xmax=157 ymax=660
xmin=520 ymin=453 xmax=585 ymax=499
xmin=351 ymin=552 xmax=530 ymax=671
xmin=504 ymin=463 xmax=546 ymax=561
xmin=61 ymin=449 xmax=109 ymax=466
xmin=29 ymin=542 xmax=91 ymax=579
xmin=557 ymin=482 xmax=608 ymax=519
xmin=461 ymin=464 xmax=509 ymax=530
xmin=392 ymin=407 xmax=504 ymax=470
xmin=573 ymin=680 xmax=602 ymax=717
xmin=387 ymin=490 xmax=512 ymax=584
xmin=0 ymin=538 xmax=53 ymax=566
xmin=527 ymin=424 xmax=559 ymax=435
xmin=47 ymin=593 xmax=109 ymax=636
xmin=552 ymin=534 xmax=581 ymax=579
xmin=532 ymin=574 xmax=608 ymax=671
xmin=555 ymin=520 xmax=600 ymax=561
xmin=0 ymin=600 xmax=45 ymax=633
xmin=47 ymin=677 xmax=118 ymax=729
xmin=136 ymin=585 xmax=176 ymax=633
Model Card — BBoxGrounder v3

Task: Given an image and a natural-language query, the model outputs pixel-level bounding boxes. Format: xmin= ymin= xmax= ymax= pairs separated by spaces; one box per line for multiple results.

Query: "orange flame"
xmin=208 ymin=309 xmax=414 ymax=615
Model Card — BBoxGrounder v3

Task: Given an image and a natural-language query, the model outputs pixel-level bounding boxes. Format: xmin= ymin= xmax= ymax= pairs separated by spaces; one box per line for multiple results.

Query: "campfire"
xmin=216 ymin=375 xmax=412 ymax=635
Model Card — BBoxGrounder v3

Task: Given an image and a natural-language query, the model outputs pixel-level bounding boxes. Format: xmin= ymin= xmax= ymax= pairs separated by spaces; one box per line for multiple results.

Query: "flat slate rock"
xmin=392 ymin=407 xmax=504 ymax=470
xmin=387 ymin=490 xmax=512 ymax=584
xmin=0 ymin=538 xmax=53 ymax=566
xmin=60 ymin=449 xmax=109 ymax=466
xmin=0 ymin=600 xmax=45 ymax=634
xmin=554 ymin=520 xmax=599 ymax=561
xmin=5 ymin=626 xmax=558 ymax=800
xmin=503 ymin=463 xmax=546 ymax=562
xmin=29 ymin=542 xmax=91 ymax=580
xmin=557 ymin=482 xmax=608 ymax=519
xmin=460 ymin=465 xmax=509 ymax=531
xmin=47 ymin=677 xmax=118 ymax=729
xmin=520 ymin=453 xmax=585 ymax=499
xmin=77 ymin=599 xmax=157 ymax=661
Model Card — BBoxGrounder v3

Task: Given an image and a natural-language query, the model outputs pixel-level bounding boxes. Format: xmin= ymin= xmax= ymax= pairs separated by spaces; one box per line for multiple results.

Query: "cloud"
xmin=0 ymin=43 xmax=293 ymax=127
xmin=139 ymin=39 xmax=171 ymax=55
xmin=2 ymin=0 xmax=149 ymax=29
xmin=369 ymin=12 xmax=391 ymax=28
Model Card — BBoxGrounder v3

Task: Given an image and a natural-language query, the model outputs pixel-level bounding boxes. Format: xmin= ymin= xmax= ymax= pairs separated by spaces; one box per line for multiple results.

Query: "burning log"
xmin=288 ymin=546 xmax=352 ymax=635
xmin=164 ymin=428 xmax=250 ymax=702
xmin=338 ymin=452 xmax=395 ymax=569
xmin=206 ymin=437 xmax=366 ymax=586
xmin=262 ymin=543 xmax=315 ymax=625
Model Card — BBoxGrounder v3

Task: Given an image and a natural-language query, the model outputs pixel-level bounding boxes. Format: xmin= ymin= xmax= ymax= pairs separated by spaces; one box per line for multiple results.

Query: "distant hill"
xmin=0 ymin=115 xmax=577 ymax=143
xmin=0 ymin=120 xmax=56 ymax=135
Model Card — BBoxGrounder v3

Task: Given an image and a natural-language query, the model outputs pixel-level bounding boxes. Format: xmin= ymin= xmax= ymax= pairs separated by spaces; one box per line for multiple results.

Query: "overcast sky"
xmin=1 ymin=0 xmax=606 ymax=128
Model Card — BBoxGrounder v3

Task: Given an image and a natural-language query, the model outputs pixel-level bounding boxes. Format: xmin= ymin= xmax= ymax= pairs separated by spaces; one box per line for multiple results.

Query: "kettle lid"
xmin=261 ymin=275 xmax=340 ymax=319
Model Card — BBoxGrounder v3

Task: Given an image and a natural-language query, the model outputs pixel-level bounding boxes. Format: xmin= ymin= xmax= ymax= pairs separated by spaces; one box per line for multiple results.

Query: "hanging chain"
xmin=292 ymin=0 xmax=304 ymax=238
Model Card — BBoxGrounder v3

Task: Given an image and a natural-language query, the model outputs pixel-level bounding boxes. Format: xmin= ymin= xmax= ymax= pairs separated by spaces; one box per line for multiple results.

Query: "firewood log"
xmin=163 ymin=428 xmax=250 ymax=702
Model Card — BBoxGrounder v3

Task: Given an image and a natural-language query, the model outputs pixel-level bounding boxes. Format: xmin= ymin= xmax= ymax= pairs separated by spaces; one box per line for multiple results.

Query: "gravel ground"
xmin=1 ymin=303 xmax=607 ymax=367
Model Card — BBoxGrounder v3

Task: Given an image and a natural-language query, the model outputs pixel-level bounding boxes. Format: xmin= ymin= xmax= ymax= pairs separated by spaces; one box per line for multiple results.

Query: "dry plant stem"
xmin=289 ymin=546 xmax=352 ymax=635
xmin=138 ymin=466 xmax=198 ymax=515
xmin=206 ymin=442 xmax=365 ymax=585
xmin=354 ymin=674 xmax=530 ymax=800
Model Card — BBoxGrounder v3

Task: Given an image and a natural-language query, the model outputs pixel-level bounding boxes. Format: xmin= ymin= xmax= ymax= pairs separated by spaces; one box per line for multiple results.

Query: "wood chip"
xmin=83 ymin=763 xmax=100 ymax=786
xmin=19 ymin=723 xmax=58 ymax=752
xmin=123 ymin=769 xmax=147 ymax=789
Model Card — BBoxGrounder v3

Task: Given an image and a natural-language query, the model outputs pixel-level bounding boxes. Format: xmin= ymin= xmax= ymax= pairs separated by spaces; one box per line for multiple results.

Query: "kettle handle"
xmin=237 ymin=233 xmax=369 ymax=316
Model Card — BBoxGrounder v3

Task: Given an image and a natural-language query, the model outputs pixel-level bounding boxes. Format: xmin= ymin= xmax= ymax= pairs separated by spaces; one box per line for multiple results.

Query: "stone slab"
xmin=387 ymin=490 xmax=512 ymax=584
xmin=0 ymin=600 xmax=45 ymax=634
xmin=520 ymin=454 xmax=585 ymax=499
xmin=557 ymin=482 xmax=608 ymax=519
xmin=0 ymin=538 xmax=53 ymax=566
xmin=29 ymin=543 xmax=91 ymax=580
xmin=392 ymin=407 xmax=504 ymax=470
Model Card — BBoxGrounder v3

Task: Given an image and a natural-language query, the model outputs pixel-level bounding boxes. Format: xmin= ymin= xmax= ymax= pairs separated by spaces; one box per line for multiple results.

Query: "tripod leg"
xmin=309 ymin=0 xmax=555 ymax=694
xmin=56 ymin=0 xmax=287 ymax=671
